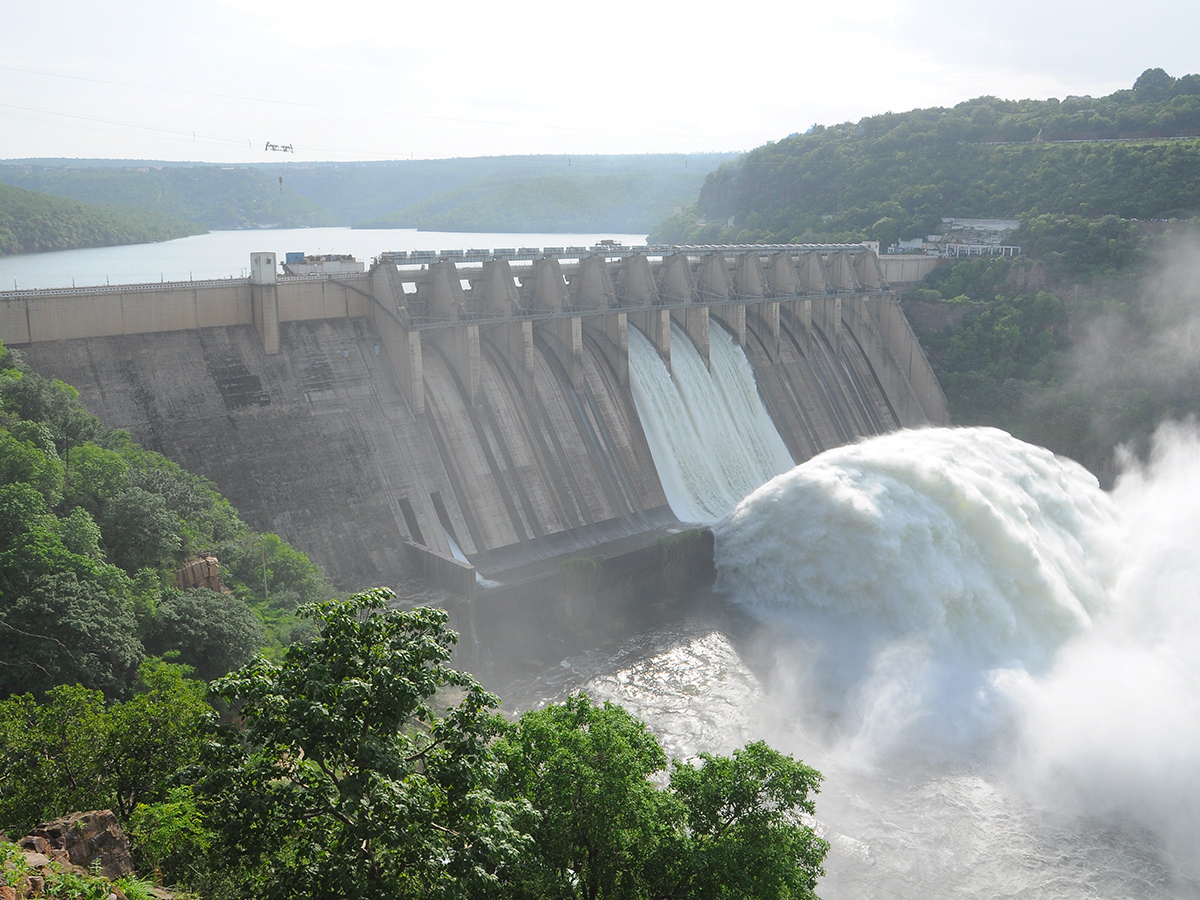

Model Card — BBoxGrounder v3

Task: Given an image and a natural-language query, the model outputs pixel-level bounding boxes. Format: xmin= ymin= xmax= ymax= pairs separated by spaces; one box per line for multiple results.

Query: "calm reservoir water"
xmin=0 ymin=227 xmax=648 ymax=290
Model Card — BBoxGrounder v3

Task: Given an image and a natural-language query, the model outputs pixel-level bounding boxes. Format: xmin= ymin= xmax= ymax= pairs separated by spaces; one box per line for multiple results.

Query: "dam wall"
xmin=4 ymin=245 xmax=948 ymax=593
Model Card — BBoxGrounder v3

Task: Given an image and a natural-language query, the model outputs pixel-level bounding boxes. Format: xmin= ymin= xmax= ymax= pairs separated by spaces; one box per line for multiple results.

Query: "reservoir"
xmin=0 ymin=226 xmax=648 ymax=290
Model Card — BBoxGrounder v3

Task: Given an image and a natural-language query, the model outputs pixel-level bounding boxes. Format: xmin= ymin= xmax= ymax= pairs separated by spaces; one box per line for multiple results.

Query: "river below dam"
xmin=492 ymin=424 xmax=1200 ymax=899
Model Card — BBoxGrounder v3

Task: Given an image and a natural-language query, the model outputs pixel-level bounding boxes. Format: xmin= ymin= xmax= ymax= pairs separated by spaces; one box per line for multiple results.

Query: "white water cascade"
xmin=709 ymin=425 xmax=1200 ymax=897
xmin=541 ymin=424 xmax=1200 ymax=897
xmin=626 ymin=323 xmax=793 ymax=523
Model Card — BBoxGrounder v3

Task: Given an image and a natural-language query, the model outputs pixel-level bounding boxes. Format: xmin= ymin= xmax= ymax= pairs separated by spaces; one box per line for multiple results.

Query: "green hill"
xmin=0 ymin=182 xmax=205 ymax=256
xmin=0 ymin=154 xmax=736 ymax=235
xmin=652 ymin=68 xmax=1200 ymax=245
xmin=284 ymin=153 xmax=735 ymax=232
xmin=358 ymin=168 xmax=712 ymax=233
xmin=0 ymin=164 xmax=339 ymax=231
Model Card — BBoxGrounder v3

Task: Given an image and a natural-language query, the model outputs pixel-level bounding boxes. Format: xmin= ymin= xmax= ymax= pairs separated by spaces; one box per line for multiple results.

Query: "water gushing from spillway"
xmin=533 ymin=424 xmax=1200 ymax=897
xmin=713 ymin=426 xmax=1200 ymax=896
xmin=626 ymin=322 xmax=793 ymax=523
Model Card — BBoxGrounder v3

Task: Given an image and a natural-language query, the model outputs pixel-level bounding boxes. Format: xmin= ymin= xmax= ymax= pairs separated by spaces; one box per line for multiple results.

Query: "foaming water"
xmin=709 ymin=425 xmax=1200 ymax=896
xmin=627 ymin=323 xmax=792 ymax=523
xmin=510 ymin=424 xmax=1200 ymax=896
xmin=1012 ymin=422 xmax=1200 ymax=879
xmin=719 ymin=427 xmax=1116 ymax=677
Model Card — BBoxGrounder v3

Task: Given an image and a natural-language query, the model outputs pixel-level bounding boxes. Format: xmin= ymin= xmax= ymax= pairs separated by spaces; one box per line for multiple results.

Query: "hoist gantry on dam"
xmin=2 ymin=244 xmax=948 ymax=593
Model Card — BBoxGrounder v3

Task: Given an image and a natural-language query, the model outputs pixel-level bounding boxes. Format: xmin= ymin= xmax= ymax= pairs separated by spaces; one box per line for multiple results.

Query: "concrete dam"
xmin=1 ymin=244 xmax=948 ymax=593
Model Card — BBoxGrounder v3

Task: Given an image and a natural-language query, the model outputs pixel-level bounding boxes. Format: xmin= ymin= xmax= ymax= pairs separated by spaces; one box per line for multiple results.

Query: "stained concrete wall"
xmin=740 ymin=290 xmax=948 ymax=464
xmin=17 ymin=312 xmax=672 ymax=590
xmin=2 ymin=282 xmax=251 ymax=344
xmin=19 ymin=320 xmax=455 ymax=590
xmin=0 ymin=275 xmax=373 ymax=348
xmin=877 ymin=255 xmax=942 ymax=288
xmin=9 ymin=253 xmax=949 ymax=594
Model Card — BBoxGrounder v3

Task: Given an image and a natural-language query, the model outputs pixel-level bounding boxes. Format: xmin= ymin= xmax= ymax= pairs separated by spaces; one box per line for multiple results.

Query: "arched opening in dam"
xmin=500 ymin=319 xmax=1200 ymax=898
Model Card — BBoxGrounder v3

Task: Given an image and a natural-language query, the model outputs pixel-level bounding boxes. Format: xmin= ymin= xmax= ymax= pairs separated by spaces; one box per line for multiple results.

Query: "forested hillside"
xmin=0 ymin=154 xmax=733 ymax=236
xmin=356 ymin=169 xmax=708 ymax=232
xmin=322 ymin=154 xmax=732 ymax=232
xmin=0 ymin=182 xmax=204 ymax=256
xmin=904 ymin=220 xmax=1200 ymax=484
xmin=0 ymin=341 xmax=332 ymax=699
xmin=639 ymin=69 xmax=1200 ymax=483
xmin=653 ymin=68 xmax=1200 ymax=245
xmin=0 ymin=164 xmax=338 ymax=231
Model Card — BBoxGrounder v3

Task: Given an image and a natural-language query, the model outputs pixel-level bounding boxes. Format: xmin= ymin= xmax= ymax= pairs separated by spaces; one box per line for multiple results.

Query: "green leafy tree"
xmin=99 ymin=486 xmax=182 ymax=572
xmin=0 ymin=567 xmax=141 ymax=699
xmin=199 ymin=589 xmax=528 ymax=900
xmin=493 ymin=693 xmax=677 ymax=900
xmin=0 ymin=683 xmax=106 ymax=833
xmin=128 ymin=786 xmax=216 ymax=890
xmin=0 ymin=661 xmax=210 ymax=835
xmin=0 ymin=366 xmax=101 ymax=459
xmin=145 ymin=588 xmax=265 ymax=682
xmin=493 ymin=694 xmax=828 ymax=900
xmin=103 ymin=661 xmax=212 ymax=819
xmin=667 ymin=742 xmax=828 ymax=900
xmin=0 ymin=427 xmax=64 ymax=505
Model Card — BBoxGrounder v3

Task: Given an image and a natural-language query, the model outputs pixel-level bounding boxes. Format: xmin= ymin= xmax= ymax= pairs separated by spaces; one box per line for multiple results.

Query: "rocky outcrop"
xmin=175 ymin=554 xmax=221 ymax=592
xmin=18 ymin=810 xmax=134 ymax=880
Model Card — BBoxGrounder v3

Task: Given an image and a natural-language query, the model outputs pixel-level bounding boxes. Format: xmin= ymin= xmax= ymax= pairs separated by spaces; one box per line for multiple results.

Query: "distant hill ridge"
xmin=0 ymin=153 xmax=737 ymax=236
xmin=0 ymin=164 xmax=334 ymax=232
xmin=651 ymin=67 xmax=1200 ymax=246
xmin=0 ymin=182 xmax=204 ymax=257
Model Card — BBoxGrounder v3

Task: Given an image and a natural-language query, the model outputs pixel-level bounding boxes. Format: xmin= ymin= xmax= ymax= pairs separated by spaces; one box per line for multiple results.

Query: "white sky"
xmin=2 ymin=0 xmax=1197 ymax=164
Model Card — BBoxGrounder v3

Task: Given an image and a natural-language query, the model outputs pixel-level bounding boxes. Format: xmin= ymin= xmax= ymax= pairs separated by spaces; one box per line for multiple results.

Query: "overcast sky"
xmin=3 ymin=0 xmax=1197 ymax=164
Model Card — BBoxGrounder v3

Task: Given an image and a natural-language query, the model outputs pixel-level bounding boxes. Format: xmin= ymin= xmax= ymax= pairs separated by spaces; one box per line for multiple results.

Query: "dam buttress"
xmin=3 ymin=244 xmax=948 ymax=591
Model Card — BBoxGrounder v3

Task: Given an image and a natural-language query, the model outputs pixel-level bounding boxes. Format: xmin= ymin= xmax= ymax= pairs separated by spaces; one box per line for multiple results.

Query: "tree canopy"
xmin=0 ymin=342 xmax=332 ymax=698
xmin=493 ymin=693 xmax=828 ymax=900
xmin=0 ymin=660 xmax=211 ymax=835
xmin=652 ymin=69 xmax=1200 ymax=246
xmin=0 ymin=182 xmax=204 ymax=257
xmin=199 ymin=589 xmax=529 ymax=900
xmin=2 ymin=583 xmax=829 ymax=900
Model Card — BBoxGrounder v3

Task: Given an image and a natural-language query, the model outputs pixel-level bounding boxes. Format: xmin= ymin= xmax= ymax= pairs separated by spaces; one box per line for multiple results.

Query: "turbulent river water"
xmin=501 ymin=326 xmax=1200 ymax=898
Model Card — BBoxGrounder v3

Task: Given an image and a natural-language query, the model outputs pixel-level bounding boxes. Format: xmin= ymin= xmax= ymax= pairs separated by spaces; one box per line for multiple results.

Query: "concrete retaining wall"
xmin=878 ymin=255 xmax=943 ymax=288
xmin=403 ymin=541 xmax=477 ymax=599
xmin=0 ymin=276 xmax=371 ymax=348
xmin=2 ymin=282 xmax=251 ymax=344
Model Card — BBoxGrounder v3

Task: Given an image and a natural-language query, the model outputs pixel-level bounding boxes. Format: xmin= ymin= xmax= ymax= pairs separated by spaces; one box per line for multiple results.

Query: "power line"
xmin=0 ymin=63 xmax=733 ymax=143
xmin=0 ymin=101 xmax=254 ymax=149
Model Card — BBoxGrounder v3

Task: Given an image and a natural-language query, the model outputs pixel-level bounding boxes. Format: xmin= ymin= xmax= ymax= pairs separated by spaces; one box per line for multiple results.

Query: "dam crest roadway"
xmin=2 ymin=243 xmax=948 ymax=597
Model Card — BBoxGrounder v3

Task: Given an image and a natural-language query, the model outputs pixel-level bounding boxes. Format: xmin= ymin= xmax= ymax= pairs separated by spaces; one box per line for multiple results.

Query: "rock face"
xmin=19 ymin=810 xmax=134 ymax=880
xmin=175 ymin=554 xmax=221 ymax=591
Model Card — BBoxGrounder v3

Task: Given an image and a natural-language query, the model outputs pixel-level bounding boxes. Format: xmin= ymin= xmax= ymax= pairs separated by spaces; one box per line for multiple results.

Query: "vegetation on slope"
xmin=346 ymin=156 xmax=733 ymax=233
xmin=285 ymin=153 xmax=734 ymax=231
xmin=0 ymin=164 xmax=338 ymax=231
xmin=0 ymin=340 xmax=333 ymax=700
xmin=0 ymin=154 xmax=734 ymax=237
xmin=0 ymin=182 xmax=204 ymax=256
xmin=652 ymin=68 xmax=1200 ymax=246
xmin=0 ymin=345 xmax=828 ymax=899
xmin=904 ymin=217 xmax=1200 ymax=482
xmin=1 ymin=590 xmax=828 ymax=900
